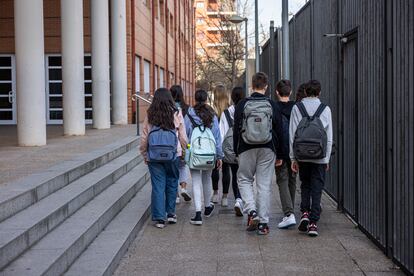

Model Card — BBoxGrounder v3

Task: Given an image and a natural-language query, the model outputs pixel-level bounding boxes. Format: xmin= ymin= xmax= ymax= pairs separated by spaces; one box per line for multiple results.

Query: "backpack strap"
xmin=187 ymin=114 xmax=199 ymax=128
xmin=313 ymin=103 xmax=327 ymax=119
xmin=296 ymin=102 xmax=310 ymax=118
xmin=223 ymin=109 xmax=233 ymax=128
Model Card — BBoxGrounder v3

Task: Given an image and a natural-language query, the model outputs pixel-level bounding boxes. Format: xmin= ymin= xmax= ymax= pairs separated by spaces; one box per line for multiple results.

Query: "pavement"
xmin=0 ymin=125 xmax=138 ymax=185
xmin=114 ymin=178 xmax=403 ymax=276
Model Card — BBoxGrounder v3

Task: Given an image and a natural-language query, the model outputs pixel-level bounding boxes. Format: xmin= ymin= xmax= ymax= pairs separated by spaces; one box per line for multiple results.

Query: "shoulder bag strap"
xmin=224 ymin=109 xmax=233 ymax=128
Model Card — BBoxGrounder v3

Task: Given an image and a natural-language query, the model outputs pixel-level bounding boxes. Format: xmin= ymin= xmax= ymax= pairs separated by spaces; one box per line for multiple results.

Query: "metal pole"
xmin=254 ymin=0 xmax=259 ymax=72
xmin=245 ymin=19 xmax=249 ymax=97
xmin=269 ymin=20 xmax=275 ymax=100
xmin=136 ymin=95 xmax=139 ymax=136
xmin=282 ymin=0 xmax=290 ymax=79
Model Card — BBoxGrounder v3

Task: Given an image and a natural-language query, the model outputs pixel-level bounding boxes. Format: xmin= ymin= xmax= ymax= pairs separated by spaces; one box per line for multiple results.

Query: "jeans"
xmin=276 ymin=159 xmax=297 ymax=216
xmin=237 ymin=148 xmax=276 ymax=223
xmin=298 ymin=162 xmax=326 ymax=223
xmin=148 ymin=159 xmax=179 ymax=221
xmin=222 ymin=162 xmax=241 ymax=199
xmin=191 ymin=169 xmax=213 ymax=212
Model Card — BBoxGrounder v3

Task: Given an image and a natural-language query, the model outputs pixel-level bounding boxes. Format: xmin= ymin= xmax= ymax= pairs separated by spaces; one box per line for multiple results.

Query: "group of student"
xmin=139 ymin=72 xmax=333 ymax=237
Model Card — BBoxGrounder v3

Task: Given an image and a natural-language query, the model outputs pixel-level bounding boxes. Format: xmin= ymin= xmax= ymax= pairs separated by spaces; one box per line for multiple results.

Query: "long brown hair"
xmin=194 ymin=89 xmax=214 ymax=128
xmin=212 ymin=84 xmax=229 ymax=117
xmin=147 ymin=88 xmax=177 ymax=130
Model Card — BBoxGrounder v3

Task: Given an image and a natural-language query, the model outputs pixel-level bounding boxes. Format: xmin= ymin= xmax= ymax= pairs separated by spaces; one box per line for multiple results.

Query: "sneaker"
xmin=298 ymin=211 xmax=310 ymax=232
xmin=234 ymin=198 xmax=243 ymax=217
xmin=278 ymin=213 xmax=297 ymax=229
xmin=211 ymin=193 xmax=219 ymax=203
xmin=204 ymin=203 xmax=215 ymax=217
xmin=180 ymin=188 xmax=192 ymax=202
xmin=308 ymin=223 xmax=319 ymax=237
xmin=154 ymin=220 xmax=165 ymax=229
xmin=221 ymin=197 xmax=228 ymax=207
xmin=176 ymin=196 xmax=181 ymax=204
xmin=167 ymin=214 xmax=177 ymax=224
xmin=246 ymin=210 xmax=259 ymax=231
xmin=190 ymin=211 xmax=202 ymax=225
xmin=257 ymin=223 xmax=270 ymax=235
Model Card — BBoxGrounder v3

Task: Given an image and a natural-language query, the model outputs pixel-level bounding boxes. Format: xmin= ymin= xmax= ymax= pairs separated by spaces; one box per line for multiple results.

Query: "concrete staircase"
xmin=0 ymin=137 xmax=151 ymax=276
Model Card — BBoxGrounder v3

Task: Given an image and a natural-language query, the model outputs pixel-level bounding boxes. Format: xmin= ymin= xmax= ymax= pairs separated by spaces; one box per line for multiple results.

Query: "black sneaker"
xmin=154 ymin=220 xmax=165 ymax=229
xmin=257 ymin=223 xmax=270 ymax=235
xmin=298 ymin=211 xmax=310 ymax=232
xmin=204 ymin=203 xmax=215 ymax=217
xmin=190 ymin=211 xmax=202 ymax=225
xmin=167 ymin=214 xmax=177 ymax=224
xmin=308 ymin=222 xmax=319 ymax=237
xmin=246 ymin=210 xmax=259 ymax=231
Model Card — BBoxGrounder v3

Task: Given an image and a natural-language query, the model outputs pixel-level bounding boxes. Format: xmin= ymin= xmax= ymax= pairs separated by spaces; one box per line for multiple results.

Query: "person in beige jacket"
xmin=140 ymin=88 xmax=187 ymax=229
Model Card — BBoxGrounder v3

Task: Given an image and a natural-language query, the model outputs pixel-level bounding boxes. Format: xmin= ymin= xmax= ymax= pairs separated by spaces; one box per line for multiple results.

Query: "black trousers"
xmin=211 ymin=162 xmax=241 ymax=199
xmin=298 ymin=162 xmax=326 ymax=223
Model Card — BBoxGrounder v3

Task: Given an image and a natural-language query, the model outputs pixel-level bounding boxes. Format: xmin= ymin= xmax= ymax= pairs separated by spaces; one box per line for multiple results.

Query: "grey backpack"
xmin=222 ymin=109 xmax=237 ymax=164
xmin=293 ymin=102 xmax=327 ymax=160
xmin=241 ymin=97 xmax=273 ymax=145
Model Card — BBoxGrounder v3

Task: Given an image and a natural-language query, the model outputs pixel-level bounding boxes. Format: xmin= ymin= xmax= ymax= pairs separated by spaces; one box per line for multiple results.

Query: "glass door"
xmin=0 ymin=55 xmax=16 ymax=125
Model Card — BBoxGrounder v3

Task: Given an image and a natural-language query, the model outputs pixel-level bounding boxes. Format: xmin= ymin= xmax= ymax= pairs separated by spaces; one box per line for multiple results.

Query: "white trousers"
xmin=190 ymin=169 xmax=213 ymax=212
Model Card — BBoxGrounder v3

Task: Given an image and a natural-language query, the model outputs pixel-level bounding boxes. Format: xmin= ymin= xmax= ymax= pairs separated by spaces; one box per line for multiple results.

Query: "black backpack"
xmin=293 ymin=102 xmax=327 ymax=160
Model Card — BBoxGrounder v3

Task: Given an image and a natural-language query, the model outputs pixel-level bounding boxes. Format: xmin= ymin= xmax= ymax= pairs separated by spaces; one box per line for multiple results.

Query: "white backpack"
xmin=187 ymin=114 xmax=216 ymax=170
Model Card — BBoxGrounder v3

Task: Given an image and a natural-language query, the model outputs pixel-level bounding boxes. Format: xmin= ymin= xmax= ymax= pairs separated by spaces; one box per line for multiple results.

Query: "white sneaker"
xmin=221 ymin=197 xmax=228 ymax=207
xmin=234 ymin=198 xmax=243 ymax=217
xmin=180 ymin=188 xmax=192 ymax=202
xmin=211 ymin=193 xmax=219 ymax=203
xmin=176 ymin=197 xmax=181 ymax=204
xmin=278 ymin=213 xmax=296 ymax=229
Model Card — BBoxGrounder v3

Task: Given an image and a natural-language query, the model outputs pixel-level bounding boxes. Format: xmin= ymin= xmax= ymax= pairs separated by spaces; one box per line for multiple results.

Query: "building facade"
xmin=0 ymin=0 xmax=195 ymax=145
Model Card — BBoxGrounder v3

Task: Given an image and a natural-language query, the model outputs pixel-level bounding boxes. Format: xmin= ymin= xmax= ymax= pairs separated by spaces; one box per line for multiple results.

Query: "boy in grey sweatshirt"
xmin=289 ymin=80 xmax=333 ymax=237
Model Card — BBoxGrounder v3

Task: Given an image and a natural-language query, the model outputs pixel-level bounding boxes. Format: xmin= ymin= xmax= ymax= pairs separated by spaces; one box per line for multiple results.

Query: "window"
xmin=154 ymin=65 xmax=159 ymax=90
xmin=159 ymin=68 xmax=165 ymax=88
xmin=170 ymin=13 xmax=174 ymax=35
xmin=0 ymin=55 xmax=15 ymax=124
xmin=196 ymin=2 xmax=204 ymax=8
xmin=196 ymin=18 xmax=204 ymax=25
xmin=144 ymin=0 xmax=150 ymax=8
xmin=154 ymin=0 xmax=159 ymax=19
xmin=135 ymin=56 xmax=141 ymax=93
xmin=160 ymin=0 xmax=165 ymax=26
xmin=144 ymin=60 xmax=150 ymax=94
xmin=170 ymin=72 xmax=174 ymax=85
xmin=197 ymin=31 xmax=205 ymax=40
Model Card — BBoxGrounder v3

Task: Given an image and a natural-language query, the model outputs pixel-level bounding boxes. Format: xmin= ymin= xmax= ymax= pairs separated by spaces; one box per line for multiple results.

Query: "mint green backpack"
xmin=187 ymin=115 xmax=216 ymax=170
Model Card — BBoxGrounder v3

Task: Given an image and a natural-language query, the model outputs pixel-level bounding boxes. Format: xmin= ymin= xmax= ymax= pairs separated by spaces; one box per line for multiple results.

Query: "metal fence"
xmin=260 ymin=0 xmax=414 ymax=274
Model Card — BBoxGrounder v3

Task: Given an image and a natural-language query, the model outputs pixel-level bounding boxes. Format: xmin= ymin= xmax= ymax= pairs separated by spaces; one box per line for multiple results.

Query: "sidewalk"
xmin=114 ymin=179 xmax=403 ymax=276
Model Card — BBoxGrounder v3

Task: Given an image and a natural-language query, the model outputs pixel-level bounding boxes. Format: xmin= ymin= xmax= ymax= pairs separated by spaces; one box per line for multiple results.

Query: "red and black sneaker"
xmin=246 ymin=210 xmax=259 ymax=231
xmin=307 ymin=222 xmax=319 ymax=237
xmin=298 ymin=211 xmax=310 ymax=232
xmin=257 ymin=223 xmax=270 ymax=235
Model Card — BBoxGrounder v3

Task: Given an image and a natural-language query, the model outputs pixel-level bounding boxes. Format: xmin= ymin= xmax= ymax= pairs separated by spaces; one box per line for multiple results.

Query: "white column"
xmin=61 ymin=0 xmax=85 ymax=135
xmin=91 ymin=0 xmax=111 ymax=129
xmin=111 ymin=0 xmax=128 ymax=125
xmin=14 ymin=0 xmax=46 ymax=146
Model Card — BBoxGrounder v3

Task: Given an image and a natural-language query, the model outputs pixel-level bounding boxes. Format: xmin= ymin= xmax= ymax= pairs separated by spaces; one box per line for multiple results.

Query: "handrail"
xmin=132 ymin=93 xmax=152 ymax=104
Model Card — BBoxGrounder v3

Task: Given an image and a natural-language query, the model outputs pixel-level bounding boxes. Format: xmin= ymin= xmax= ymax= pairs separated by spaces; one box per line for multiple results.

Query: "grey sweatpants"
xmin=237 ymin=148 xmax=276 ymax=223
xmin=275 ymin=160 xmax=297 ymax=216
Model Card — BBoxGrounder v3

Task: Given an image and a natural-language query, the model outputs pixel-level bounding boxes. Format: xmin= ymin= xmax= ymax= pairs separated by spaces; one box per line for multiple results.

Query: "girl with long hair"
xmin=170 ymin=85 xmax=192 ymax=203
xmin=140 ymin=88 xmax=188 ymax=229
xmin=184 ymin=89 xmax=223 ymax=225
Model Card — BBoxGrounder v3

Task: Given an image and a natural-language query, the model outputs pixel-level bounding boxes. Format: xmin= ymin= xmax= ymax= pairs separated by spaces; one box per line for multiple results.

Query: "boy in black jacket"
xmin=233 ymin=72 xmax=285 ymax=235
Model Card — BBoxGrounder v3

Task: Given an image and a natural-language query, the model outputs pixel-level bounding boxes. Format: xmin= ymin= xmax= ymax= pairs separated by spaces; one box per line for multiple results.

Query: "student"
xmin=219 ymin=86 xmax=245 ymax=216
xmin=170 ymin=85 xmax=192 ymax=203
xmin=210 ymin=84 xmax=229 ymax=205
xmin=289 ymin=80 xmax=333 ymax=237
xmin=233 ymin=72 xmax=284 ymax=235
xmin=274 ymin=80 xmax=297 ymax=229
xmin=140 ymin=88 xmax=188 ymax=229
xmin=185 ymin=89 xmax=223 ymax=225
xmin=296 ymin=83 xmax=307 ymax=102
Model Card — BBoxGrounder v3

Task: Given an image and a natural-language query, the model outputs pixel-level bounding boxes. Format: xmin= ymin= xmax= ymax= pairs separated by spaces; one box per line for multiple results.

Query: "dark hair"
xmin=193 ymin=89 xmax=214 ymax=128
xmin=231 ymin=86 xmax=245 ymax=105
xmin=306 ymin=80 xmax=322 ymax=97
xmin=276 ymin=79 xmax=292 ymax=97
xmin=296 ymin=83 xmax=307 ymax=102
xmin=252 ymin=72 xmax=268 ymax=90
xmin=170 ymin=84 xmax=189 ymax=114
xmin=147 ymin=88 xmax=177 ymax=130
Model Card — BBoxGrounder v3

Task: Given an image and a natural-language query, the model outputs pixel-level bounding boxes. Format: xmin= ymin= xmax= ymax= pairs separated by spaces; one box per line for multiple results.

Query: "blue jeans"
xmin=148 ymin=159 xmax=179 ymax=221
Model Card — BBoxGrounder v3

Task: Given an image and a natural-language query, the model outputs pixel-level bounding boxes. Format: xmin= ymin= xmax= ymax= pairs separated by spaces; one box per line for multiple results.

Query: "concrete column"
xmin=91 ymin=0 xmax=111 ymax=129
xmin=14 ymin=0 xmax=46 ymax=146
xmin=110 ymin=0 xmax=128 ymax=125
xmin=61 ymin=0 xmax=85 ymax=135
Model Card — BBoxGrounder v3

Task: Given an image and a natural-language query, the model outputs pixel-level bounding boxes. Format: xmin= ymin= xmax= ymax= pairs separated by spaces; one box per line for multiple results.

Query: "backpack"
xmin=187 ymin=114 xmax=217 ymax=170
xmin=222 ymin=109 xmax=237 ymax=164
xmin=241 ymin=97 xmax=273 ymax=145
xmin=293 ymin=102 xmax=327 ymax=160
xmin=147 ymin=126 xmax=177 ymax=162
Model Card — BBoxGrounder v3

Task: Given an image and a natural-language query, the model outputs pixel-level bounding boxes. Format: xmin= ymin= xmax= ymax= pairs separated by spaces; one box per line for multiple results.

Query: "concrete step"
xmin=0 ymin=136 xmax=139 ymax=223
xmin=0 ymin=150 xmax=142 ymax=270
xmin=64 ymin=182 xmax=151 ymax=276
xmin=1 ymin=162 xmax=150 ymax=276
